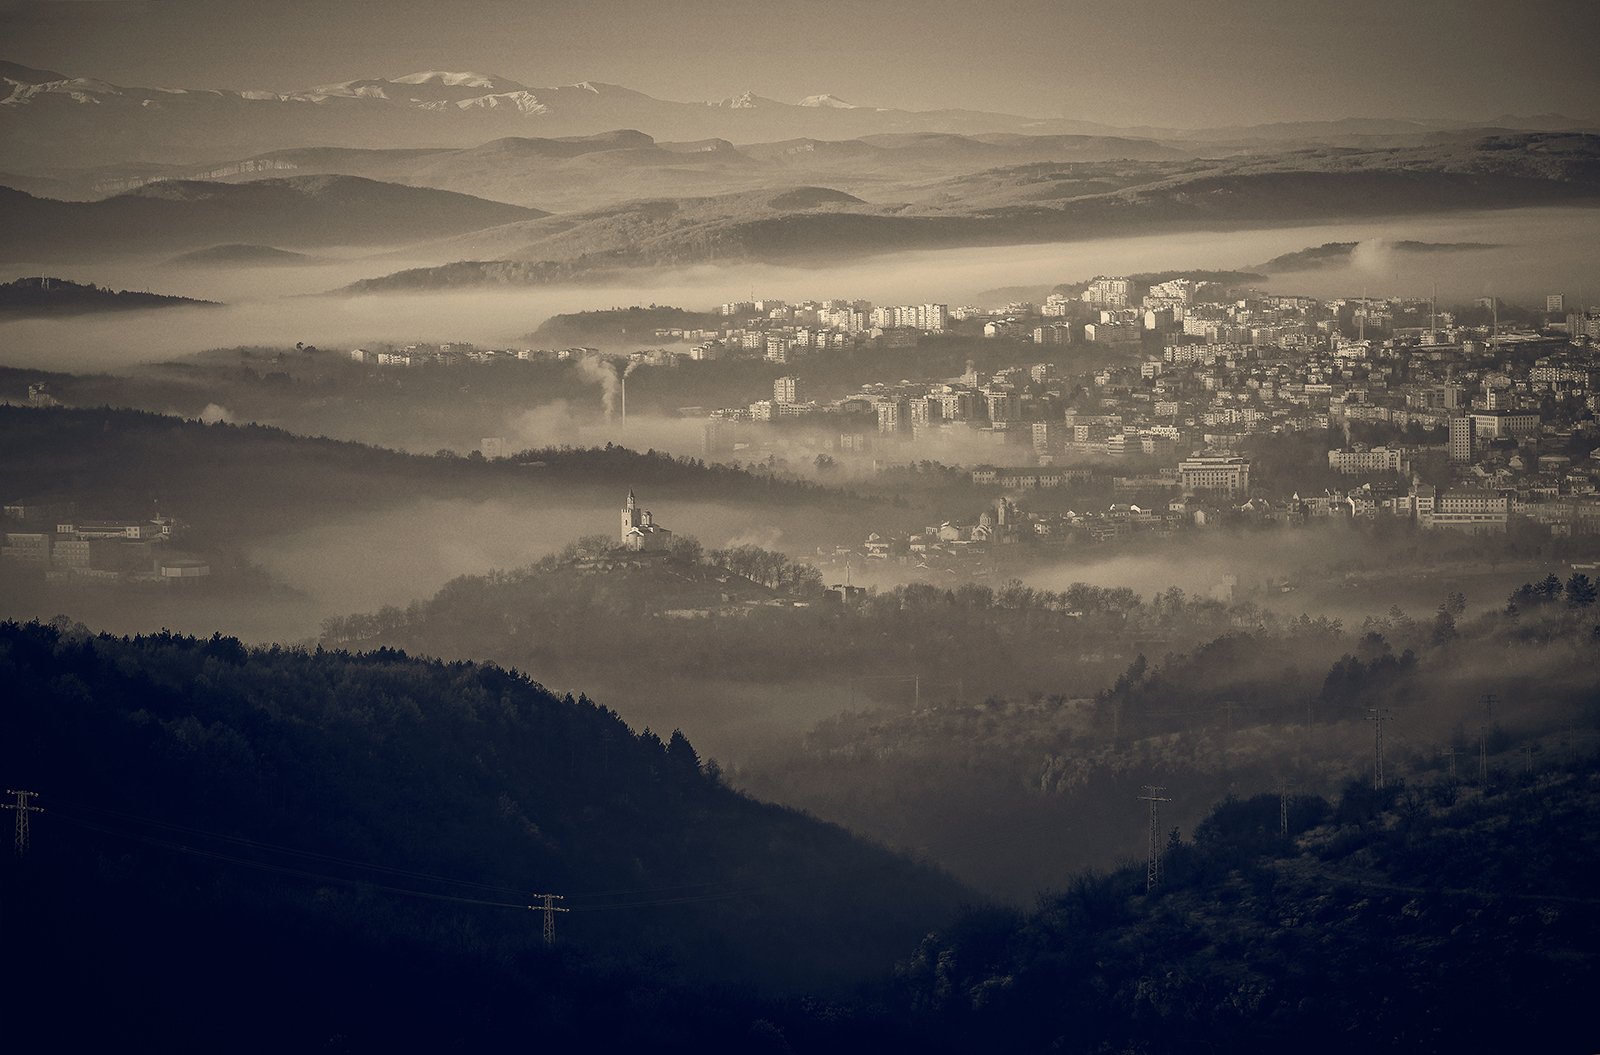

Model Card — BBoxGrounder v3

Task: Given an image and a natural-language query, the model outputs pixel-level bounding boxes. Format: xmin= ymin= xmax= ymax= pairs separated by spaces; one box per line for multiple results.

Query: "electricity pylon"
xmin=529 ymin=892 xmax=569 ymax=946
xmin=1365 ymin=708 xmax=1392 ymax=789
xmin=1138 ymin=785 xmax=1170 ymax=892
xmin=3 ymin=790 xmax=42 ymax=857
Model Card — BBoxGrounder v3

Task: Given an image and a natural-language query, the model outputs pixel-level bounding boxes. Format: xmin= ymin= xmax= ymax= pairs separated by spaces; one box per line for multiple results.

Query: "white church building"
xmin=619 ymin=491 xmax=673 ymax=552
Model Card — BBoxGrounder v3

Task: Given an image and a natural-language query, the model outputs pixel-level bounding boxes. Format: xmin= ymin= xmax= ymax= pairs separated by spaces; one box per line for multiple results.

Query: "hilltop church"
xmin=619 ymin=491 xmax=673 ymax=552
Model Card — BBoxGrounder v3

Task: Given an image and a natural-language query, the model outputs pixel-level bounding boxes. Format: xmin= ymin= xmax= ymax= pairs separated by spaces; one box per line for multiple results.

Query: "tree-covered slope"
xmin=0 ymin=620 xmax=969 ymax=1051
xmin=892 ymin=768 xmax=1600 ymax=1053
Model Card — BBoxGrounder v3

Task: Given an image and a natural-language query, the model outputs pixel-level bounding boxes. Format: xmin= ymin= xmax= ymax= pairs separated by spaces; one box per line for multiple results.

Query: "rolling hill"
xmin=49 ymin=127 xmax=1197 ymax=212
xmin=0 ymin=174 xmax=543 ymax=261
xmin=166 ymin=243 xmax=318 ymax=267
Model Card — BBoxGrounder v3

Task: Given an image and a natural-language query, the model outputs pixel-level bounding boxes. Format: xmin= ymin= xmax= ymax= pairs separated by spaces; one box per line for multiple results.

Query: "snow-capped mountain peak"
xmin=799 ymin=94 xmax=858 ymax=109
xmin=390 ymin=70 xmax=520 ymax=91
xmin=716 ymin=90 xmax=762 ymax=109
xmin=456 ymin=90 xmax=550 ymax=115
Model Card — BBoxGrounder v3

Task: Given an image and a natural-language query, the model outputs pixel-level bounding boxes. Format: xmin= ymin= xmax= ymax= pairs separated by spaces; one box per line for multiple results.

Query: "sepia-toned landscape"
xmin=3 ymin=3 xmax=1599 ymax=1051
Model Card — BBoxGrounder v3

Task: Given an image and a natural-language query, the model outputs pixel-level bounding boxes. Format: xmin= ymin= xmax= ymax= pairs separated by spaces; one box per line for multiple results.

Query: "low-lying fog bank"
xmin=3 ymin=206 xmax=1595 ymax=372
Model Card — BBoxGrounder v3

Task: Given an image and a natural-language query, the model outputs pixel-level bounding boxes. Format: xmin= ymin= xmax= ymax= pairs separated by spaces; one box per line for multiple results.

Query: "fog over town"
xmin=3 ymin=3 xmax=1599 ymax=1050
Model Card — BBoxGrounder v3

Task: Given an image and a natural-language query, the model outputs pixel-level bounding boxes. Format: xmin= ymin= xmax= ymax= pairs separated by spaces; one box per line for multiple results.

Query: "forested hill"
xmin=0 ymin=620 xmax=968 ymax=1052
xmin=0 ymin=276 xmax=218 ymax=317
xmin=526 ymin=304 xmax=723 ymax=345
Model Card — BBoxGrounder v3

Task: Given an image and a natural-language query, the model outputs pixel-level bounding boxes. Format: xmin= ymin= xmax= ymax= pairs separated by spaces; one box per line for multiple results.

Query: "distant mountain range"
xmin=0 ymin=174 xmax=541 ymax=261
xmin=5 ymin=58 xmax=1597 ymax=171
xmin=4 ymin=113 xmax=1597 ymax=283
xmin=337 ymin=133 xmax=1600 ymax=293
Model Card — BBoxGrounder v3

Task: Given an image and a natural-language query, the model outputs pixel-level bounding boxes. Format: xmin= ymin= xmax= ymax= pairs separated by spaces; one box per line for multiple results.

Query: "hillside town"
xmin=682 ymin=279 xmax=1600 ymax=542
xmin=301 ymin=274 xmax=1600 ymax=545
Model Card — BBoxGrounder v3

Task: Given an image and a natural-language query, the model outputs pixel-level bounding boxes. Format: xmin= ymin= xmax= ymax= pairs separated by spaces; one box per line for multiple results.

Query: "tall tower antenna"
xmin=3 ymin=790 xmax=43 ymax=857
xmin=1138 ymin=785 xmax=1171 ymax=892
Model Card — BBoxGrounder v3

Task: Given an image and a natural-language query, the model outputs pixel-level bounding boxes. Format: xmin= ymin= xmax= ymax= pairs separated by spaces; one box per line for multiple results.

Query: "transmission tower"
xmin=1138 ymin=785 xmax=1170 ymax=893
xmin=1365 ymin=708 xmax=1392 ymax=789
xmin=528 ymin=893 xmax=569 ymax=947
xmin=1473 ymin=693 xmax=1498 ymax=785
xmin=3 ymin=790 xmax=42 ymax=857
xmin=1278 ymin=780 xmax=1297 ymax=840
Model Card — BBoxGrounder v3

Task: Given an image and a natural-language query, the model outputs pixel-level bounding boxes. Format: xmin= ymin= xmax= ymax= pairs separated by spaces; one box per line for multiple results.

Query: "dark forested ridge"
xmin=0 ymin=275 xmax=218 ymax=316
xmin=0 ymin=619 xmax=968 ymax=1051
xmin=891 ymin=767 xmax=1600 ymax=1053
xmin=0 ymin=404 xmax=869 ymax=542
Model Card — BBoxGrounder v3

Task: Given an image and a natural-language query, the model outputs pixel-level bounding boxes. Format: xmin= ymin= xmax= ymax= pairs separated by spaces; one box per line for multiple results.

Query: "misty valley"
xmin=3 ymin=36 xmax=1600 ymax=1055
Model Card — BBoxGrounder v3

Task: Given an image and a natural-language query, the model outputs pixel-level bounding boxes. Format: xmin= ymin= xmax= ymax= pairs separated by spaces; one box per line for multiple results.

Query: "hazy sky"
xmin=4 ymin=0 xmax=1598 ymax=127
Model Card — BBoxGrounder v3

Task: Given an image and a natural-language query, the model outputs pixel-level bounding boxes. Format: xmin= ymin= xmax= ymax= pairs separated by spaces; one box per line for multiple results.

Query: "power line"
xmin=50 ymin=801 xmax=530 ymax=898
xmin=41 ymin=796 xmax=938 ymax=918
xmin=51 ymin=814 xmax=530 ymax=910
xmin=55 ymin=800 xmax=792 ymax=906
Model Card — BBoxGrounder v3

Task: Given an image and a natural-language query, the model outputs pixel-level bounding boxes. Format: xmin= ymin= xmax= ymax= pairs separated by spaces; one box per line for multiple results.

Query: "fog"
xmin=498 ymin=403 xmax=709 ymax=457
xmin=822 ymin=519 xmax=1567 ymax=634
xmin=1005 ymin=523 xmax=1561 ymax=622
xmin=5 ymin=206 xmax=1597 ymax=372
xmin=247 ymin=494 xmax=864 ymax=633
